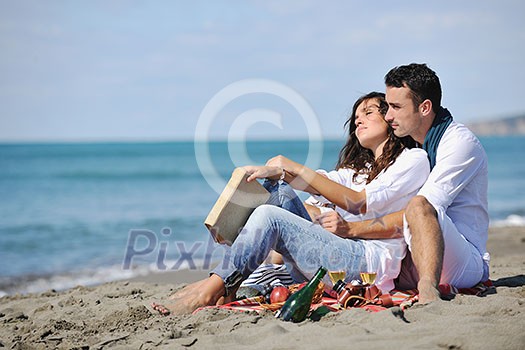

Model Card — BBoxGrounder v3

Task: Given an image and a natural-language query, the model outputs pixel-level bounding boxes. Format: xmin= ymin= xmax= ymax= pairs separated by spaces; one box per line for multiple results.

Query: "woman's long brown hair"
xmin=335 ymin=92 xmax=416 ymax=183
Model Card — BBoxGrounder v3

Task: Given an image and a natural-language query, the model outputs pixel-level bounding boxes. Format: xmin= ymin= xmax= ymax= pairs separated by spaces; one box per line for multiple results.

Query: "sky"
xmin=1 ymin=0 xmax=524 ymax=142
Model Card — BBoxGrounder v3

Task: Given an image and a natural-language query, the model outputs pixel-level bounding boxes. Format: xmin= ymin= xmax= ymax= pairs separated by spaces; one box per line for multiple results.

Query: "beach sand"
xmin=1 ymin=227 xmax=524 ymax=349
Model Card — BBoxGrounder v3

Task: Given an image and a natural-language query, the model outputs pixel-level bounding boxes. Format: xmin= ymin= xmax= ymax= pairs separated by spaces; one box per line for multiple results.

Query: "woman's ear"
xmin=420 ymin=99 xmax=433 ymax=116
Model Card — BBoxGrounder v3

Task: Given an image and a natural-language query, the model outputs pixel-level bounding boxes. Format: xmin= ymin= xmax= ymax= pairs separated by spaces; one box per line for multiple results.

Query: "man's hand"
xmin=315 ymin=211 xmax=352 ymax=238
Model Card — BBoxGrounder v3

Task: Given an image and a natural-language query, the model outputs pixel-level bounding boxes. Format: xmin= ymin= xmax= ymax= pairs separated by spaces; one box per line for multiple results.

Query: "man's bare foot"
xmin=263 ymin=250 xmax=284 ymax=265
xmin=168 ymin=279 xmax=207 ymax=300
xmin=417 ymin=279 xmax=441 ymax=304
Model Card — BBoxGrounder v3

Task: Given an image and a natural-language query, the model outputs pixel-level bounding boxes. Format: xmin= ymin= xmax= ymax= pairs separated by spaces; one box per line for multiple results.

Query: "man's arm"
xmin=316 ymin=210 xmax=405 ymax=240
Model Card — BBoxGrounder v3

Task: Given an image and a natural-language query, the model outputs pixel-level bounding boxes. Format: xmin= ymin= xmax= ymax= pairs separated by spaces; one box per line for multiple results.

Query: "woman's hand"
xmin=243 ymin=165 xmax=282 ymax=182
xmin=265 ymin=155 xmax=300 ymax=174
xmin=315 ymin=211 xmax=352 ymax=238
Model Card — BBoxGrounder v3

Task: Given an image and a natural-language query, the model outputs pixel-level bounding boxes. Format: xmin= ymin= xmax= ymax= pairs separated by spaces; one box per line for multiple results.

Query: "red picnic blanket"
xmin=193 ymin=281 xmax=494 ymax=316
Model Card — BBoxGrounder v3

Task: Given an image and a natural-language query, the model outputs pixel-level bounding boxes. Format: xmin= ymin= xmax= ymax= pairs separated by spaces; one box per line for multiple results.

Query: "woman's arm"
xmin=266 ymin=155 xmax=367 ymax=215
xmin=243 ymin=164 xmax=323 ymax=195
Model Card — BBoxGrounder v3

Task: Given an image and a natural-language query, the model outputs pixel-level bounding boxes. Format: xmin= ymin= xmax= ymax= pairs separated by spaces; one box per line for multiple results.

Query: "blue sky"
xmin=1 ymin=0 xmax=524 ymax=142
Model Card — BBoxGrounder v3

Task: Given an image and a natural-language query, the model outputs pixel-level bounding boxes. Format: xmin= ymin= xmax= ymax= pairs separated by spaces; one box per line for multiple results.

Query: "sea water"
xmin=0 ymin=137 xmax=524 ymax=295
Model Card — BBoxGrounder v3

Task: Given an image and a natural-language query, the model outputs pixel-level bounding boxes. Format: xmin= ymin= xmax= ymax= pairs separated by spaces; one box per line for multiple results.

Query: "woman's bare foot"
xmin=215 ymin=285 xmax=239 ymax=305
xmin=417 ymin=279 xmax=441 ymax=304
xmin=153 ymin=274 xmax=226 ymax=315
xmin=168 ymin=279 xmax=207 ymax=300
xmin=151 ymin=302 xmax=171 ymax=316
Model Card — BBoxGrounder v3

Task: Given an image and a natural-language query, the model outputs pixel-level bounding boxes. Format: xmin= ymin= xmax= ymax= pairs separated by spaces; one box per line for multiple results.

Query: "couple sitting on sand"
xmin=153 ymin=63 xmax=490 ymax=315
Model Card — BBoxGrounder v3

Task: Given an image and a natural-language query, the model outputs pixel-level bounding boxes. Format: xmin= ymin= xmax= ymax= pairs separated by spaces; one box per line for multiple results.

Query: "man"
xmin=319 ymin=63 xmax=489 ymax=303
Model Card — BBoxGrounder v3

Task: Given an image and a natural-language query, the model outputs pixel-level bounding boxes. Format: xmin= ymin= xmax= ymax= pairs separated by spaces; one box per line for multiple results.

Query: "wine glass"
xmin=328 ymin=270 xmax=346 ymax=285
xmin=360 ymin=271 xmax=377 ymax=285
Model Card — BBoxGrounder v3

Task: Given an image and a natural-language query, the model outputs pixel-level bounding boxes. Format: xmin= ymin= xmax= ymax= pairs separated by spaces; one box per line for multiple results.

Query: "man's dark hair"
xmin=384 ymin=63 xmax=442 ymax=113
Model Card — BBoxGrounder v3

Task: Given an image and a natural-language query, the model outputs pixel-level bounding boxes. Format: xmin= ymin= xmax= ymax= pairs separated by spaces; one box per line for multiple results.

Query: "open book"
xmin=204 ymin=168 xmax=270 ymax=245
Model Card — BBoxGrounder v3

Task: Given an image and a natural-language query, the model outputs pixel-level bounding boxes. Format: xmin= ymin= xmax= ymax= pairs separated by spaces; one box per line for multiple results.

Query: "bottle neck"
xmin=333 ymin=280 xmax=346 ymax=294
xmin=307 ymin=267 xmax=327 ymax=287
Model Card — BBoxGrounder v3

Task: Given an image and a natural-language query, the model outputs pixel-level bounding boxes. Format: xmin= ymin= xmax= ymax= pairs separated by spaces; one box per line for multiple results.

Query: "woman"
xmin=153 ymin=92 xmax=430 ymax=315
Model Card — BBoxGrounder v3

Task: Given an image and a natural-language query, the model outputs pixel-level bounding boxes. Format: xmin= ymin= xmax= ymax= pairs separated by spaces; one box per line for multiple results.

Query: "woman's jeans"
xmin=263 ymin=179 xmax=312 ymax=222
xmin=211 ymin=181 xmax=367 ymax=294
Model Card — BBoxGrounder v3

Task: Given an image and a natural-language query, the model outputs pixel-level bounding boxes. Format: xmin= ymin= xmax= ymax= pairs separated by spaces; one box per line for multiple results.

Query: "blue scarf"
xmin=422 ymin=107 xmax=453 ymax=170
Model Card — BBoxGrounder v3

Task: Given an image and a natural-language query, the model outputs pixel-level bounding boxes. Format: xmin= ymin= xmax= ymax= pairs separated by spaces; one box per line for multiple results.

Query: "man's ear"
xmin=420 ymin=99 xmax=433 ymax=116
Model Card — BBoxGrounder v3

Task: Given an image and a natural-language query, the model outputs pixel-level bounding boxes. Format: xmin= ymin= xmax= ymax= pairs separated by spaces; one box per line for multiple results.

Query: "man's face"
xmin=385 ymin=86 xmax=423 ymax=142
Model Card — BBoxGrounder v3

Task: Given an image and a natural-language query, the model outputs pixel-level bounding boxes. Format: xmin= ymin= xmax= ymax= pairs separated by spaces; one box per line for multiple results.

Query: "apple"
xmin=270 ymin=286 xmax=291 ymax=303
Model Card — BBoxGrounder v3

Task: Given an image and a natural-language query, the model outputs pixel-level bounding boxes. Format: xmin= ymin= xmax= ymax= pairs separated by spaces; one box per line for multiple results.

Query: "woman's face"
xmin=354 ymin=98 xmax=389 ymax=151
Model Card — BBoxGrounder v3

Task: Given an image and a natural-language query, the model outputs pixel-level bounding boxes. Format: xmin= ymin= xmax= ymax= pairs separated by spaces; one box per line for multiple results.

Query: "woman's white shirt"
xmin=305 ymin=148 xmax=430 ymax=292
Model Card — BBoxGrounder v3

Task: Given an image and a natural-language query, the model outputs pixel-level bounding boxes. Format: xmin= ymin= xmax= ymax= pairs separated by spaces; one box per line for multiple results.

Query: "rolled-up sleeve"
xmin=417 ymin=131 xmax=486 ymax=211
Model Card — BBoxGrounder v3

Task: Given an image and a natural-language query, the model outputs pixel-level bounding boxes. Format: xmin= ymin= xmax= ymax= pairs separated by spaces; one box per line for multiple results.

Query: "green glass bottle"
xmin=276 ymin=266 xmax=327 ymax=322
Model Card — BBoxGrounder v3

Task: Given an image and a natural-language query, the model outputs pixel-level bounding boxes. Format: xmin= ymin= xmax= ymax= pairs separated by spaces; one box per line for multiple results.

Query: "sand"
xmin=1 ymin=227 xmax=524 ymax=350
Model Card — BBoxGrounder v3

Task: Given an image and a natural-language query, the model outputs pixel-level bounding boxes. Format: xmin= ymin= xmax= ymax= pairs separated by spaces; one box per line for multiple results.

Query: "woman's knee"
xmin=252 ymin=204 xmax=282 ymax=218
xmin=405 ymin=195 xmax=437 ymax=222
xmin=247 ymin=205 xmax=288 ymax=229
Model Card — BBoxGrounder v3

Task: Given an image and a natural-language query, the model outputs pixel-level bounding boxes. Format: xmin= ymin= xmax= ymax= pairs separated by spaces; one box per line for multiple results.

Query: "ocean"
xmin=1 ymin=137 xmax=524 ymax=295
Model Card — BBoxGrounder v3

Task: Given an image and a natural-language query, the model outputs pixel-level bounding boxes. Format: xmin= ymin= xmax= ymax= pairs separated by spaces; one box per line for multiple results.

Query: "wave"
xmin=0 ymin=170 xmax=202 ymax=181
xmin=490 ymin=214 xmax=525 ymax=227
xmin=57 ymin=170 xmax=199 ymax=181
xmin=0 ymin=259 xmax=209 ymax=297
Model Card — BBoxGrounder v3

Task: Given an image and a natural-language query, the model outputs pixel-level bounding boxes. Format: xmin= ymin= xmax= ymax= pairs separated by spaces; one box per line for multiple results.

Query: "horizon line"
xmin=0 ymin=136 xmax=344 ymax=146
